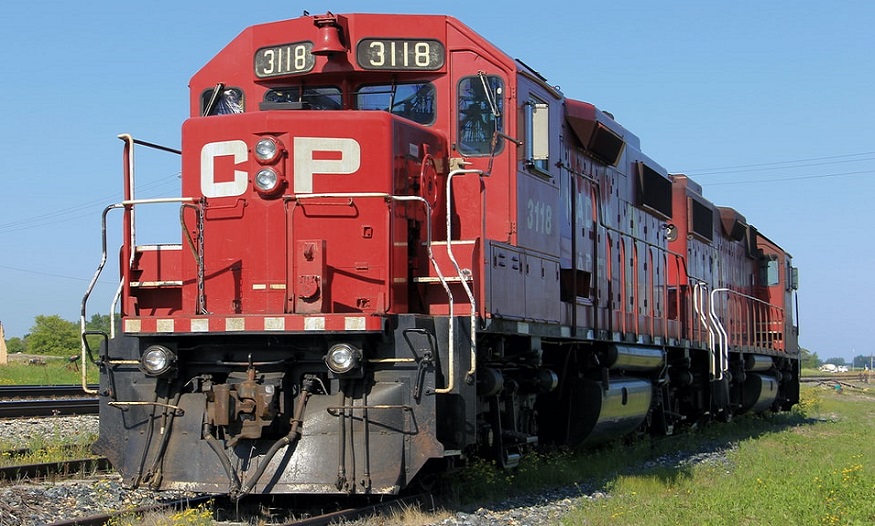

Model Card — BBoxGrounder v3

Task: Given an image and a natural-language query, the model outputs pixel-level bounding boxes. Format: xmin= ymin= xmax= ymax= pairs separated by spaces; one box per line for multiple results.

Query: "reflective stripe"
xmin=305 ymin=317 xmax=326 ymax=331
xmin=123 ymin=314 xmax=382 ymax=334
xmin=264 ymin=317 xmax=285 ymax=331
xmin=345 ymin=317 xmax=366 ymax=331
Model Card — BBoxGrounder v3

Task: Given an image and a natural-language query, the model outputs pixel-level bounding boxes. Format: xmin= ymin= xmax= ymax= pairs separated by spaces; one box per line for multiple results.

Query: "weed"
xmin=107 ymin=503 xmax=214 ymax=526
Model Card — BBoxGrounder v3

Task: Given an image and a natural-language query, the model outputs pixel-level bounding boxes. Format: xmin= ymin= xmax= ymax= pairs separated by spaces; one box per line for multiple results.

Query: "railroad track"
xmin=0 ymin=385 xmax=99 ymax=418
xmin=0 ymin=455 xmax=111 ymax=481
xmin=46 ymin=496 xmax=215 ymax=526
xmin=0 ymin=385 xmax=96 ymax=398
xmin=43 ymin=493 xmax=432 ymax=526
xmin=801 ymin=374 xmax=872 ymax=384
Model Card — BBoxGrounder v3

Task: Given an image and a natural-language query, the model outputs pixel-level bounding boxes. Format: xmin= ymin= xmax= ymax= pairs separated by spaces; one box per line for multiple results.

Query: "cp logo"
xmin=200 ymin=137 xmax=361 ymax=197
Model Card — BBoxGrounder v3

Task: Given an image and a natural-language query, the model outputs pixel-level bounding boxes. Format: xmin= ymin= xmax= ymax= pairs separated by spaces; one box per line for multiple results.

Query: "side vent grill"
xmin=589 ymin=123 xmax=625 ymax=166
xmin=746 ymin=225 xmax=760 ymax=258
xmin=636 ymin=162 xmax=672 ymax=219
xmin=718 ymin=207 xmax=748 ymax=242
xmin=689 ymin=198 xmax=714 ymax=242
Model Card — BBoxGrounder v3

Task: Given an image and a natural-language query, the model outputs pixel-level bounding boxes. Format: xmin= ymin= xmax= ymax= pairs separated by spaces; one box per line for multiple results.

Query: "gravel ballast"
xmin=0 ymin=415 xmax=738 ymax=525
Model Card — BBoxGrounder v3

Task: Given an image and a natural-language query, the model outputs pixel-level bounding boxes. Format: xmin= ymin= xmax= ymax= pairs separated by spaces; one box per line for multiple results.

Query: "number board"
xmin=356 ymin=39 xmax=445 ymax=70
xmin=254 ymin=41 xmax=315 ymax=78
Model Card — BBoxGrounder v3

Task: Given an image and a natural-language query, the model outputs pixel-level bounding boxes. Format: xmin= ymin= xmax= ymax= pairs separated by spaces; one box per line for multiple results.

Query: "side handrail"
xmin=710 ymin=287 xmax=785 ymax=353
xmin=600 ymin=222 xmax=686 ymax=340
xmin=445 ymin=168 xmax=485 ymax=382
xmin=692 ymin=281 xmax=720 ymax=379
xmin=708 ymin=289 xmax=730 ymax=381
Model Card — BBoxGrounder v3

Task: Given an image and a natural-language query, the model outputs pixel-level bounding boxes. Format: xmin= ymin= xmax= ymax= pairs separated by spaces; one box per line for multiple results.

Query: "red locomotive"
xmin=81 ymin=12 xmax=800 ymax=498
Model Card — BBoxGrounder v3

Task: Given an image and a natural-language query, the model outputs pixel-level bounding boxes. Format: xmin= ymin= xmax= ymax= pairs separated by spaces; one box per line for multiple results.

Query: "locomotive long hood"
xmin=564 ymin=99 xmax=631 ymax=166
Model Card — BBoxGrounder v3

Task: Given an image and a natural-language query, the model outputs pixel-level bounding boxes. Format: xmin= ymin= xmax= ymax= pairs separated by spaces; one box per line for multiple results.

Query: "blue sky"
xmin=1 ymin=1 xmax=873 ymax=362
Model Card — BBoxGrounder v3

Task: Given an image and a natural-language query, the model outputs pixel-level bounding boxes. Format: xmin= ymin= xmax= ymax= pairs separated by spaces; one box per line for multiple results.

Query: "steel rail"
xmin=0 ymin=456 xmax=111 ymax=481
xmin=42 ymin=492 xmax=431 ymax=526
xmin=0 ymin=385 xmax=97 ymax=398
xmin=46 ymin=495 xmax=214 ymax=526
xmin=277 ymin=494 xmax=434 ymax=526
xmin=0 ymin=398 xmax=98 ymax=419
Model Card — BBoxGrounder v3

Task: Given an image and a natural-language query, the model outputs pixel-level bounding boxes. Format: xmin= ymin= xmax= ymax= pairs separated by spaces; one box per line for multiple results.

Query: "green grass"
xmin=446 ymin=400 xmax=808 ymax=506
xmin=561 ymin=386 xmax=875 ymax=526
xmin=0 ymin=359 xmax=98 ymax=385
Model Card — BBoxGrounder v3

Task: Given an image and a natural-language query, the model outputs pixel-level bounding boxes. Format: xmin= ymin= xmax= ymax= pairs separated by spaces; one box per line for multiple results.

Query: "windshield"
xmin=355 ymin=83 xmax=436 ymax=125
xmin=262 ymin=86 xmax=342 ymax=110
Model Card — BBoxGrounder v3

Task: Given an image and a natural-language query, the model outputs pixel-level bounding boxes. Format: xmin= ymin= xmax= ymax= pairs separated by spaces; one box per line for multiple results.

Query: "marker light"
xmin=140 ymin=345 xmax=177 ymax=377
xmin=325 ymin=343 xmax=362 ymax=375
xmin=254 ymin=137 xmax=283 ymax=164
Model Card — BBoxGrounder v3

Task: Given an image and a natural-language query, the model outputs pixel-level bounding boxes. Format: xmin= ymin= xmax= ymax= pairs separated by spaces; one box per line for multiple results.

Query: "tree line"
xmin=5 ymin=314 xmax=113 ymax=357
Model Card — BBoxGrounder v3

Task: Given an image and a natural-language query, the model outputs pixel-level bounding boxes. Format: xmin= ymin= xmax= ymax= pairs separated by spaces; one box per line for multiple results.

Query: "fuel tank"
xmin=599 ymin=344 xmax=665 ymax=372
xmin=567 ymin=377 xmax=653 ymax=445
xmin=738 ymin=373 xmax=778 ymax=414
xmin=743 ymin=354 xmax=774 ymax=372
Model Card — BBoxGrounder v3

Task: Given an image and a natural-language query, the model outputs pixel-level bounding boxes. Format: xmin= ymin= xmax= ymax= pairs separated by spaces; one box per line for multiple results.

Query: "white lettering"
xmin=293 ymin=137 xmax=361 ymax=193
xmin=527 ymin=198 xmax=552 ymax=235
xmin=200 ymin=140 xmax=248 ymax=198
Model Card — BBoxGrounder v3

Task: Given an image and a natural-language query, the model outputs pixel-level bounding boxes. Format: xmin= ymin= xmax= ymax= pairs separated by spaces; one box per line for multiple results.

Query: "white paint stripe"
xmin=264 ymin=317 xmax=285 ymax=331
xmin=305 ymin=317 xmax=325 ymax=331
xmin=345 ymin=317 xmax=366 ymax=331
xmin=226 ymin=318 xmax=245 ymax=331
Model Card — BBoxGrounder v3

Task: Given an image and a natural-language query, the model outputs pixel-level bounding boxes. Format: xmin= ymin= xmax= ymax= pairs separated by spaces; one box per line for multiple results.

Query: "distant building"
xmin=0 ymin=321 xmax=7 ymax=365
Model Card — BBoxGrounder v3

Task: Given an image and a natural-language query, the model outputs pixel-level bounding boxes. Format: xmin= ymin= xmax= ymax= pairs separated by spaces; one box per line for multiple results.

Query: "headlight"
xmin=254 ymin=168 xmax=279 ymax=192
xmin=254 ymin=137 xmax=283 ymax=164
xmin=325 ymin=343 xmax=362 ymax=375
xmin=140 ymin=345 xmax=176 ymax=377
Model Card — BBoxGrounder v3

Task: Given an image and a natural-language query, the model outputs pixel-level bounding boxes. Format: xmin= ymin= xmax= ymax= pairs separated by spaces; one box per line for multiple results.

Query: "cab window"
xmin=457 ymin=75 xmax=504 ymax=155
xmin=355 ymin=82 xmax=436 ymax=125
xmin=525 ymin=96 xmax=549 ymax=172
xmin=200 ymin=87 xmax=244 ymax=115
xmin=763 ymin=256 xmax=780 ymax=286
xmin=262 ymin=86 xmax=342 ymax=110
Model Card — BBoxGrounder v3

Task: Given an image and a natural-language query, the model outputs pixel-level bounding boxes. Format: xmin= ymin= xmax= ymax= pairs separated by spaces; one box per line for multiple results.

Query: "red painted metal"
xmin=101 ymin=12 xmax=800 ymax=350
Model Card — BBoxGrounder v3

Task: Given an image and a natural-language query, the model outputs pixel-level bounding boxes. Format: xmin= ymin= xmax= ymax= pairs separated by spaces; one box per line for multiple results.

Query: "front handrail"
xmin=285 ymin=192 xmax=460 ymax=393
xmin=117 ymin=135 xmax=183 ymax=310
xmin=81 ymin=198 xmax=197 ymax=395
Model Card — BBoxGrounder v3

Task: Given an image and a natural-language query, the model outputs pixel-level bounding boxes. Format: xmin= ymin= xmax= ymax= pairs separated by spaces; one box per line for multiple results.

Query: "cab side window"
xmin=762 ymin=256 xmax=780 ymax=286
xmin=525 ymin=96 xmax=549 ymax=173
xmin=457 ymin=75 xmax=503 ymax=155
xmin=200 ymin=87 xmax=244 ymax=116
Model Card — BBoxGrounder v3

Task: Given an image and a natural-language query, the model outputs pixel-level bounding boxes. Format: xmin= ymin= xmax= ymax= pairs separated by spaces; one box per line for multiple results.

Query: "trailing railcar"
xmin=81 ymin=12 xmax=800 ymax=498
